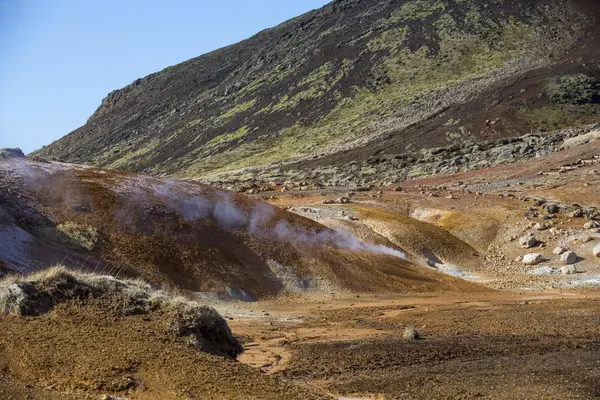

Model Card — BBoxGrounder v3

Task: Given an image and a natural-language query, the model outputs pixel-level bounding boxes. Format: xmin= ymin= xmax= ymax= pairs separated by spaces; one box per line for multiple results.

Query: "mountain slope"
xmin=33 ymin=0 xmax=600 ymax=181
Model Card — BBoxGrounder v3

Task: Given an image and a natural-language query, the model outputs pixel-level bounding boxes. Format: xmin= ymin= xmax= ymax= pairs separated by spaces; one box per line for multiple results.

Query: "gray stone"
xmin=543 ymin=204 xmax=559 ymax=214
xmin=593 ymin=244 xmax=600 ymax=258
xmin=560 ymin=251 xmax=577 ymax=265
xmin=496 ymin=149 xmax=514 ymax=161
xmin=553 ymin=247 xmax=567 ymax=255
xmin=522 ymin=253 xmax=543 ymax=265
xmin=571 ymin=209 xmax=583 ymax=218
xmin=584 ymin=221 xmax=600 ymax=230
xmin=519 ymin=235 xmax=537 ymax=248
xmin=560 ymin=265 xmax=577 ymax=275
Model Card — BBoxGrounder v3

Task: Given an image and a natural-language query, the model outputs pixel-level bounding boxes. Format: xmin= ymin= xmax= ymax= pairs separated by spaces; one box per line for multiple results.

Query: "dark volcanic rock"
xmin=32 ymin=0 xmax=600 ymax=182
xmin=0 ymin=148 xmax=25 ymax=158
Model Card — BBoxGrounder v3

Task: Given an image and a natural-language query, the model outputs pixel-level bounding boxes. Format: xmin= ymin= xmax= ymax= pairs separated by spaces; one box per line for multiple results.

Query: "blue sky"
xmin=0 ymin=0 xmax=330 ymax=153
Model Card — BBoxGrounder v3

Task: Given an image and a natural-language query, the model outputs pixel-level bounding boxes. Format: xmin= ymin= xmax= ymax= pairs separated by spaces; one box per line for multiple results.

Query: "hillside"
xmin=33 ymin=0 xmax=600 ymax=182
xmin=0 ymin=158 xmax=482 ymax=298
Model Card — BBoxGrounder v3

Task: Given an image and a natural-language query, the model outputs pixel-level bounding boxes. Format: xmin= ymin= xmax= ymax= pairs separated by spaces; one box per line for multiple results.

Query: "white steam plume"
xmin=149 ymin=182 xmax=407 ymax=260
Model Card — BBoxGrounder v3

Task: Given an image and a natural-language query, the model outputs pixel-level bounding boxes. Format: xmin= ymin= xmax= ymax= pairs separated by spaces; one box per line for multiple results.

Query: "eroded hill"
xmin=0 ymin=158 xmax=482 ymax=298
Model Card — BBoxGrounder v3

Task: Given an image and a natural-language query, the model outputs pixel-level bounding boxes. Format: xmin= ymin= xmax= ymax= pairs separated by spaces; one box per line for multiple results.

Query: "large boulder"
xmin=0 ymin=148 xmax=25 ymax=158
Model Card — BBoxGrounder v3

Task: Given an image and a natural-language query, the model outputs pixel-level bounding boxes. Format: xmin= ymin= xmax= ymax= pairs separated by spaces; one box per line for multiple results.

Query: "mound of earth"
xmin=0 ymin=158 xmax=483 ymax=299
xmin=32 ymin=0 xmax=600 ymax=182
xmin=0 ymin=267 xmax=329 ymax=399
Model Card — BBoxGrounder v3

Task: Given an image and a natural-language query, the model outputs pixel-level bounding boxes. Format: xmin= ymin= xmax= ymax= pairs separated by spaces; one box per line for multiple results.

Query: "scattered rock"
xmin=560 ymin=251 xmax=577 ymax=265
xmin=571 ymin=209 xmax=583 ymax=218
xmin=543 ymin=204 xmax=559 ymax=214
xmin=336 ymin=197 xmax=351 ymax=204
xmin=584 ymin=221 xmax=600 ymax=230
xmin=593 ymin=244 xmax=600 ymax=258
xmin=534 ymin=222 xmax=549 ymax=231
xmin=560 ymin=265 xmax=577 ymax=275
xmin=519 ymin=235 xmax=537 ymax=249
xmin=553 ymin=247 xmax=567 ymax=255
xmin=529 ymin=266 xmax=557 ymax=275
xmin=522 ymin=253 xmax=543 ymax=265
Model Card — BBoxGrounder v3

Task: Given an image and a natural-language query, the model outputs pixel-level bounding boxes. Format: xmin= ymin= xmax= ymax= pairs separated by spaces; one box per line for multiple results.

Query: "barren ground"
xmin=1 ymin=139 xmax=599 ymax=399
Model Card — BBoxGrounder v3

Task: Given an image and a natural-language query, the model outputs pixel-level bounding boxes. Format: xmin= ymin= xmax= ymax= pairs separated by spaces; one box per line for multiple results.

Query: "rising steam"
xmin=150 ymin=181 xmax=407 ymax=259
xmin=7 ymin=160 xmax=407 ymax=260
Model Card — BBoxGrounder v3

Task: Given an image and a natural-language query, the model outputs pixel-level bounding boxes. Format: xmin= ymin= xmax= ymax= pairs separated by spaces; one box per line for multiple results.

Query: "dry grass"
xmin=403 ymin=326 xmax=421 ymax=341
xmin=0 ymin=266 xmax=243 ymax=357
xmin=57 ymin=221 xmax=99 ymax=250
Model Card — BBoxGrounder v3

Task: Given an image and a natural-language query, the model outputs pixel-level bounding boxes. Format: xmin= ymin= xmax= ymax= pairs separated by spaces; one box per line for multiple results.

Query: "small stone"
xmin=560 ymin=251 xmax=577 ymax=265
xmin=534 ymin=222 xmax=549 ymax=231
xmin=593 ymin=244 xmax=600 ymax=258
xmin=544 ymin=204 xmax=559 ymax=214
xmin=571 ymin=209 xmax=583 ymax=218
xmin=584 ymin=221 xmax=600 ymax=230
xmin=519 ymin=235 xmax=537 ymax=248
xmin=522 ymin=253 xmax=543 ymax=265
xmin=560 ymin=265 xmax=577 ymax=275
xmin=553 ymin=247 xmax=567 ymax=255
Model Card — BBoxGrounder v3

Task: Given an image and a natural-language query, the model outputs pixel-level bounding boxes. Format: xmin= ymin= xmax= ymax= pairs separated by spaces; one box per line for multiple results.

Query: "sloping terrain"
xmin=0 ymin=268 xmax=329 ymax=399
xmin=0 ymin=158 xmax=482 ymax=299
xmin=271 ymin=132 xmax=600 ymax=290
xmin=33 ymin=0 xmax=600 ymax=182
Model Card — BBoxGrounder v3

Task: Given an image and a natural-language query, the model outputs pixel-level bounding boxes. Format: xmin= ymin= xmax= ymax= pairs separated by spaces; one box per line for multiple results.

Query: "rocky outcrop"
xmin=0 ymin=148 xmax=25 ymax=159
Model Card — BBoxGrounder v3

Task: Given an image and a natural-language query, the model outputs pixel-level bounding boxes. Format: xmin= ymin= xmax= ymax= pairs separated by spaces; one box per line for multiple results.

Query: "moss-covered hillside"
xmin=33 ymin=0 xmax=600 ymax=181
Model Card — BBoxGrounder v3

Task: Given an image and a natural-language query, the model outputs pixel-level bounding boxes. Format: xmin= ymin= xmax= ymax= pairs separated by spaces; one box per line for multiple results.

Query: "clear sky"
xmin=0 ymin=0 xmax=330 ymax=153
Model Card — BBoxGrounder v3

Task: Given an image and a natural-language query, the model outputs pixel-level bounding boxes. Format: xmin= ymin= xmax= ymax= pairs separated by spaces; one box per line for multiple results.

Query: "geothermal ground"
xmin=0 ymin=134 xmax=599 ymax=399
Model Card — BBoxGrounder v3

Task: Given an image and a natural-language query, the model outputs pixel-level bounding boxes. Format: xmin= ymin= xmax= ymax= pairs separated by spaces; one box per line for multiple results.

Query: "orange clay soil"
xmin=0 ymin=297 xmax=330 ymax=400
xmin=0 ymin=159 xmax=486 ymax=298
xmin=231 ymin=291 xmax=600 ymax=400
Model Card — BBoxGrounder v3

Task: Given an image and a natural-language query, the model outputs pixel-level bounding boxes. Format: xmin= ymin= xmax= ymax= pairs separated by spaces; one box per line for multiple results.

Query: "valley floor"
xmin=231 ymin=291 xmax=600 ymax=399
xmin=1 ymin=135 xmax=599 ymax=399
